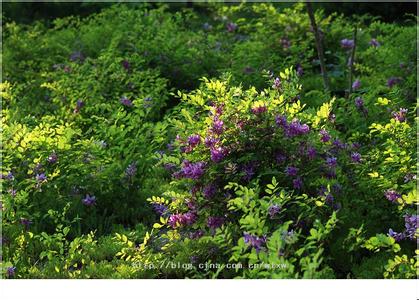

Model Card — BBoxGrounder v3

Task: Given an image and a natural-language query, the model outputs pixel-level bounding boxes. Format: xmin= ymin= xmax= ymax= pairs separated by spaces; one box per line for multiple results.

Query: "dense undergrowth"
xmin=1 ymin=3 xmax=417 ymax=279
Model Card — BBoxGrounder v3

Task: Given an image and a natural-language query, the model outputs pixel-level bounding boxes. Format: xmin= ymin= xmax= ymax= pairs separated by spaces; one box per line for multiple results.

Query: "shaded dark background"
xmin=2 ymin=1 xmax=417 ymax=25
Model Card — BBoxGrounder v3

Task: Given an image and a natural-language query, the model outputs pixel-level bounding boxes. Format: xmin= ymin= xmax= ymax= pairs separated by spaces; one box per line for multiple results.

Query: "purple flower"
xmin=352 ymin=79 xmax=361 ymax=90
xmin=388 ymin=228 xmax=404 ymax=242
xmin=280 ymin=37 xmax=291 ymax=49
xmin=204 ymin=136 xmax=219 ymax=148
xmin=404 ymin=173 xmax=416 ymax=183
xmin=272 ymin=77 xmax=281 ymax=89
xmin=285 ymin=166 xmax=299 ymax=177
xmin=275 ymin=114 xmax=287 ymax=127
xmin=207 ymin=216 xmax=224 ymax=229
xmin=188 ymin=134 xmax=201 ymax=147
xmin=242 ymin=162 xmax=256 ymax=182
xmin=203 ymin=183 xmax=217 ymax=199
xmin=293 ymin=177 xmax=303 ymax=189
xmin=319 ymin=129 xmax=331 ymax=143
xmin=82 ymin=194 xmax=96 ymax=206
xmin=268 ymin=204 xmax=281 ymax=218
xmin=210 ymin=147 xmax=226 ymax=163
xmin=351 ymin=152 xmax=362 ymax=163
xmin=307 ymin=146 xmax=316 ymax=159
xmin=121 ymin=60 xmax=130 ymax=70
xmin=8 ymin=189 xmax=17 ymax=197
xmin=125 ymin=162 xmax=137 ymax=178
xmin=285 ymin=119 xmax=310 ymax=137
xmin=168 ymin=214 xmax=183 ymax=228
xmin=326 ymin=157 xmax=337 ymax=168
xmin=20 ymin=218 xmax=32 ymax=230
xmin=168 ymin=212 xmax=197 ymax=228
xmin=47 ymin=152 xmax=58 ymax=164
xmin=226 ymin=22 xmax=237 ymax=32
xmin=251 ymin=105 xmax=267 ymax=115
xmin=2 ymin=171 xmax=14 ymax=181
xmin=190 ymin=230 xmax=204 ymax=239
xmin=384 ymin=189 xmax=401 ymax=203
xmin=369 ymin=38 xmax=380 ymax=47
xmin=120 ymin=96 xmax=133 ymax=107
xmin=392 ymin=108 xmax=408 ymax=122
xmin=6 ymin=266 xmax=16 ymax=278
xmin=73 ymin=100 xmax=85 ymax=113
xmin=403 ymin=214 xmax=418 ymax=240
xmin=387 ymin=77 xmax=401 ymax=88
xmin=275 ymin=152 xmax=287 ymax=164
xmin=243 ymin=233 xmax=266 ymax=253
xmin=70 ymin=51 xmax=84 ymax=62
xmin=174 ymin=160 xmax=206 ymax=180
xmin=296 ymin=63 xmax=304 ymax=76
xmin=152 ymin=203 xmax=168 ymax=216
xmin=212 ymin=118 xmax=224 ymax=135
xmin=355 ymin=97 xmax=364 ymax=109
xmin=340 ymin=39 xmax=354 ymax=49
xmin=36 ymin=173 xmax=47 ymax=183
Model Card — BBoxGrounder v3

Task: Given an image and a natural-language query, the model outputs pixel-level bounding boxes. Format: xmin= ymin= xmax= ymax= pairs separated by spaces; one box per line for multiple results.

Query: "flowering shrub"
xmin=1 ymin=3 xmax=417 ymax=279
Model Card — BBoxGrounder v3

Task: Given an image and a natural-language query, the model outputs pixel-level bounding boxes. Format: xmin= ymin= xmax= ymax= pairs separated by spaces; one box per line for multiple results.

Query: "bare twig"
xmin=306 ymin=1 xmax=330 ymax=92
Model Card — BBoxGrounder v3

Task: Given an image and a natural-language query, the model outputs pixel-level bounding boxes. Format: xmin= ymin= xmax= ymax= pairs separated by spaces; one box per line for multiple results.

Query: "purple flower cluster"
xmin=125 ymin=162 xmax=137 ymax=178
xmin=243 ymin=232 xmax=266 ymax=253
xmin=369 ymin=38 xmax=380 ymax=47
xmin=272 ymin=77 xmax=281 ymax=90
xmin=268 ymin=204 xmax=281 ymax=218
xmin=226 ymin=22 xmax=238 ymax=32
xmin=6 ymin=266 xmax=16 ymax=278
xmin=285 ymin=166 xmax=299 ymax=177
xmin=355 ymin=97 xmax=364 ymax=109
xmin=351 ymin=152 xmax=362 ymax=163
xmin=203 ymin=183 xmax=217 ymax=199
xmin=280 ymin=37 xmax=291 ymax=49
xmin=204 ymin=136 xmax=219 ymax=148
xmin=36 ymin=173 xmax=47 ymax=183
xmin=47 ymin=152 xmax=58 ymax=164
xmin=174 ymin=160 xmax=206 ymax=180
xmin=319 ymin=129 xmax=331 ymax=143
xmin=388 ymin=214 xmax=418 ymax=241
xmin=307 ymin=146 xmax=316 ymax=159
xmin=251 ymin=105 xmax=267 ymax=115
xmin=212 ymin=118 xmax=224 ymax=135
xmin=120 ymin=96 xmax=133 ymax=107
xmin=20 ymin=218 xmax=32 ymax=230
xmin=387 ymin=77 xmax=401 ymax=88
xmin=392 ymin=108 xmax=408 ymax=122
xmin=340 ymin=39 xmax=354 ymax=49
xmin=242 ymin=162 xmax=256 ymax=182
xmin=210 ymin=147 xmax=227 ymax=163
xmin=293 ymin=177 xmax=303 ymax=189
xmin=73 ymin=99 xmax=85 ymax=113
xmin=82 ymin=194 xmax=96 ymax=206
xmin=384 ymin=189 xmax=401 ymax=203
xmin=121 ymin=60 xmax=130 ymax=71
xmin=276 ymin=115 xmax=310 ymax=138
xmin=207 ymin=216 xmax=224 ymax=229
xmin=352 ymin=79 xmax=361 ymax=90
xmin=325 ymin=157 xmax=337 ymax=168
xmin=168 ymin=211 xmax=197 ymax=228
xmin=1 ymin=171 xmax=14 ymax=181
xmin=188 ymin=134 xmax=201 ymax=148
xmin=152 ymin=203 xmax=168 ymax=216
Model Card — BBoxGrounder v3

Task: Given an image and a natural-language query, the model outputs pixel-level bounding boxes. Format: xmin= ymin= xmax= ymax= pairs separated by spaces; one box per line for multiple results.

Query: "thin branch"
xmin=347 ymin=25 xmax=358 ymax=98
xmin=306 ymin=1 xmax=330 ymax=92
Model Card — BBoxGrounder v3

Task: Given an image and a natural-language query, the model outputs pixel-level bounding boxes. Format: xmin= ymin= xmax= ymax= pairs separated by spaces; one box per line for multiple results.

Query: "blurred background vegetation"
xmin=2 ymin=1 xmax=416 ymax=25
